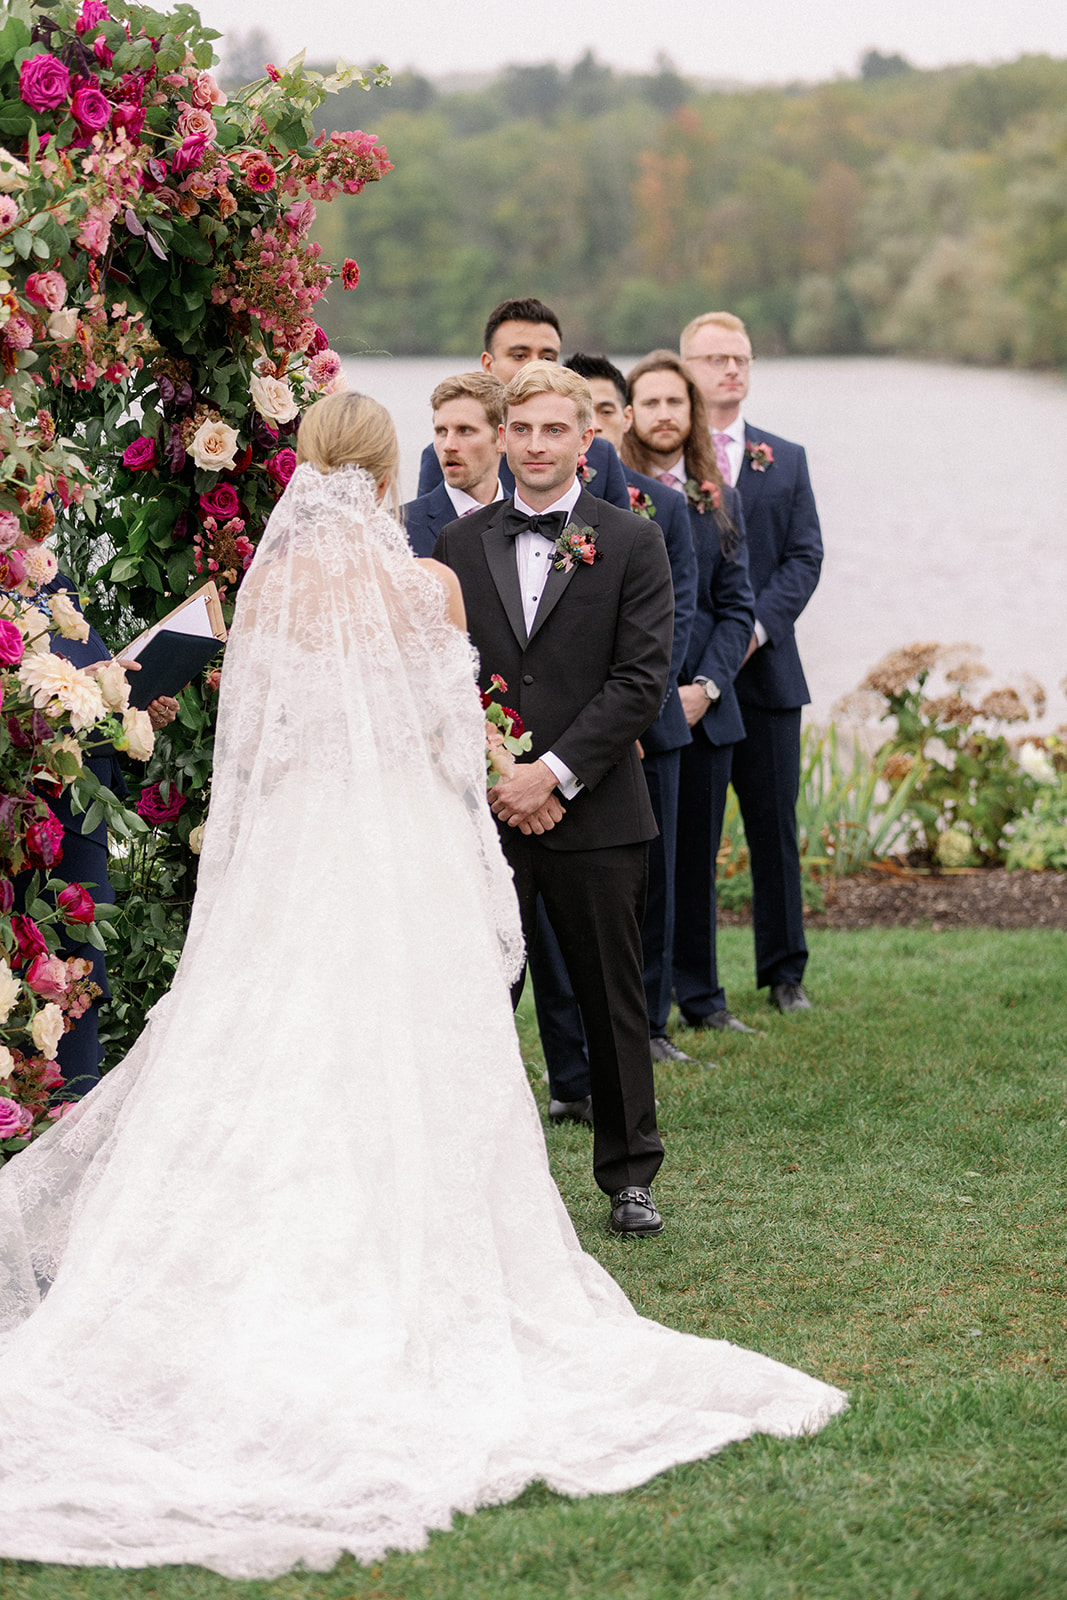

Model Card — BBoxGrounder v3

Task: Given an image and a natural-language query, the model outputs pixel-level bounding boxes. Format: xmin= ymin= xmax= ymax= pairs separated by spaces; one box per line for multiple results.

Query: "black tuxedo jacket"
xmin=734 ymin=424 xmax=823 ymax=711
xmin=434 ymin=489 xmax=674 ymax=852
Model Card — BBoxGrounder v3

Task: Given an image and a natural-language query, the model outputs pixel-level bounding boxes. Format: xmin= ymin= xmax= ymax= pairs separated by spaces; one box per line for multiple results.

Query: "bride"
xmin=0 ymin=392 xmax=846 ymax=1580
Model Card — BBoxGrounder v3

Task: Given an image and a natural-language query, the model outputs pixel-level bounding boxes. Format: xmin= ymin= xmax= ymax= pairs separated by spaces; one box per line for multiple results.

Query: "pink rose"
xmin=0 ymin=619 xmax=24 ymax=666
xmin=93 ymin=36 xmax=114 ymax=68
xmin=24 ymin=270 xmax=67 ymax=312
xmin=264 ymin=448 xmax=297 ymax=489
xmin=135 ymin=782 xmax=186 ymax=825
xmin=284 ymin=200 xmax=316 ymax=236
xmin=26 ymin=954 xmax=71 ymax=1001
xmin=19 ymin=54 xmax=71 ymax=113
xmin=25 ymin=811 xmax=65 ymax=871
xmin=11 ymin=915 xmax=47 ymax=970
xmin=75 ymin=0 xmax=110 ymax=34
xmin=76 ymin=205 xmax=114 ymax=255
xmin=122 ymin=434 xmax=156 ymax=470
xmin=0 ymin=1097 xmax=33 ymax=1140
xmin=57 ymin=883 xmax=96 ymax=925
xmin=191 ymin=71 xmax=225 ymax=109
xmin=177 ymin=105 xmax=216 ymax=143
xmin=199 ymin=483 xmax=240 ymax=521
xmin=40 ymin=1061 xmax=64 ymax=1089
xmin=0 ymin=509 xmax=20 ymax=549
xmin=71 ymin=83 xmax=112 ymax=132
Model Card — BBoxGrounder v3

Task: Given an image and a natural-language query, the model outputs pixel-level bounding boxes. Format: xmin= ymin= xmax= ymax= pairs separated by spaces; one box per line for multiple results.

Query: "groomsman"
xmin=416 ymin=298 xmax=631 ymax=510
xmin=434 ymin=362 xmax=675 ymax=1237
xmin=681 ymin=312 xmax=823 ymax=1013
xmin=622 ymin=350 xmax=756 ymax=1036
xmin=402 ymin=372 xmax=504 ymax=557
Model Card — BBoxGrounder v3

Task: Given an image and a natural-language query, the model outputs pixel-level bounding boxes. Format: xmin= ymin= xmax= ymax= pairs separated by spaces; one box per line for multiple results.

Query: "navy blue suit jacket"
xmin=734 ymin=424 xmax=822 ymax=711
xmin=401 ymin=481 xmax=459 ymax=559
xmin=623 ymin=467 xmax=697 ymax=755
xmin=417 ymin=432 xmax=631 ymax=510
xmin=682 ymin=487 xmax=756 ymax=749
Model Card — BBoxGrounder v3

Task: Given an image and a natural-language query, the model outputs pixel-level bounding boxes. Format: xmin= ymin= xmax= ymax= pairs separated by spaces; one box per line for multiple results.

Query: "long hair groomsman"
xmin=680 ymin=312 xmax=823 ymax=1014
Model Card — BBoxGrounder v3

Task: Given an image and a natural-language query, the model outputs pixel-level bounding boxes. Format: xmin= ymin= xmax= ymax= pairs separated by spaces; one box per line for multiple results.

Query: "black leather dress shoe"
xmin=548 ymin=1096 xmax=593 ymax=1125
xmin=683 ymin=1009 xmax=761 ymax=1034
xmin=609 ymin=1186 xmax=664 ymax=1236
xmin=769 ymin=982 xmax=812 ymax=1013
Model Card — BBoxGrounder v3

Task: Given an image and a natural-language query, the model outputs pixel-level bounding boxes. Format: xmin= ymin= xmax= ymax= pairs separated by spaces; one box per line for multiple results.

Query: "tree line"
xmin=253 ymin=47 xmax=1067 ymax=364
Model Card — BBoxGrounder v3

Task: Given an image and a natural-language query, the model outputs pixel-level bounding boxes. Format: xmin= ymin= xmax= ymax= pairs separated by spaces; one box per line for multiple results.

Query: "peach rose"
xmin=96 ymin=657 xmax=130 ymax=712
xmin=190 ymin=417 xmax=240 ymax=472
xmin=121 ymin=706 xmax=154 ymax=760
xmin=250 ymin=372 xmax=299 ymax=424
xmin=49 ymin=591 xmax=90 ymax=642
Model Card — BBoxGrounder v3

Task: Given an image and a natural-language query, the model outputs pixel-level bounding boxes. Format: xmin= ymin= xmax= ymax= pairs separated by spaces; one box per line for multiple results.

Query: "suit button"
xmin=522 ymin=673 xmax=533 ymax=684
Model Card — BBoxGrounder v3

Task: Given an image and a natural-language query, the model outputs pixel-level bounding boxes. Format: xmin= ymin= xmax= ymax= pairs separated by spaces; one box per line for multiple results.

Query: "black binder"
xmin=126 ymin=630 xmax=224 ymax=710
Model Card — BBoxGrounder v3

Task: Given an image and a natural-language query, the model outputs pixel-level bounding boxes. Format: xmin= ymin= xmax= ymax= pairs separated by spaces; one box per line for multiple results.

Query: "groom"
xmin=434 ymin=363 xmax=675 ymax=1237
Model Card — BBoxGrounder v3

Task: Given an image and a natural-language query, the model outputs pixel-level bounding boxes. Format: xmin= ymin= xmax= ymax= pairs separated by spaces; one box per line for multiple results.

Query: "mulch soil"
xmin=719 ymin=869 xmax=1067 ymax=932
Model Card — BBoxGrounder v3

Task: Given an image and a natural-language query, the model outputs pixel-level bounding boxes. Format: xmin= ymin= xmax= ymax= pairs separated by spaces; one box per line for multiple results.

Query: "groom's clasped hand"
xmin=488 ymin=757 xmax=566 ymax=834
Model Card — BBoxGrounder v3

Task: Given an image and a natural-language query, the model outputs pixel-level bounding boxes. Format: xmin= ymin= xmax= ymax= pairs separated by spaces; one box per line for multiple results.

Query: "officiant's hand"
xmin=147 ymin=695 xmax=179 ymax=731
xmin=490 ymin=759 xmax=562 ymax=830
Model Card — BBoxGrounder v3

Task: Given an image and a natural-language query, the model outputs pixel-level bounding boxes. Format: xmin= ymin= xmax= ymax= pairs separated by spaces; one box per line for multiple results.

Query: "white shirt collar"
xmin=714 ymin=412 xmax=746 ymax=445
xmin=513 ymin=476 xmax=582 ymax=519
xmin=444 ymin=480 xmax=504 ymax=516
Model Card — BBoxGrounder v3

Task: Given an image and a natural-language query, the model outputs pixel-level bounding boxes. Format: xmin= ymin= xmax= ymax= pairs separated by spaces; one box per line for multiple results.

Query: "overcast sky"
xmin=198 ymin=0 xmax=1067 ymax=83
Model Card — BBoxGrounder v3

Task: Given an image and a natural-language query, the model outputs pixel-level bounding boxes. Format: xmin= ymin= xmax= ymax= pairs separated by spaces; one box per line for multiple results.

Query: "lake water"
xmin=340 ymin=354 xmax=1067 ymax=733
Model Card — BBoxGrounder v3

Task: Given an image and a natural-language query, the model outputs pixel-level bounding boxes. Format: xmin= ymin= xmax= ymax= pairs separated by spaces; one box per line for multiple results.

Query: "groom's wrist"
xmin=540 ymin=751 xmax=583 ymax=801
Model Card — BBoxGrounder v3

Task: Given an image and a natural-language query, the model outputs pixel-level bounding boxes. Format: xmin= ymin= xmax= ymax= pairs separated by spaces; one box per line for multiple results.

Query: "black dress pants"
xmin=503 ymin=834 xmax=663 ymax=1196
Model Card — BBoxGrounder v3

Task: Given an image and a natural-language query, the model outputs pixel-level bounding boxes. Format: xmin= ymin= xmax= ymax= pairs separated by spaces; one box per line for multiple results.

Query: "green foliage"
xmin=311 ymin=52 xmax=1067 ymax=363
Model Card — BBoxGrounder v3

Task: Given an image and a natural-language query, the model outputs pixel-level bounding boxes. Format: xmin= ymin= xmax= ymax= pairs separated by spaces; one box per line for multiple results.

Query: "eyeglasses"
xmin=685 ymin=354 xmax=753 ymax=370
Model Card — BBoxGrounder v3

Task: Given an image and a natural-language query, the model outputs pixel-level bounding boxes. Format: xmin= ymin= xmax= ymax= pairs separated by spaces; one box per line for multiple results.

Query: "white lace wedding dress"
xmin=0 ymin=465 xmax=846 ymax=1579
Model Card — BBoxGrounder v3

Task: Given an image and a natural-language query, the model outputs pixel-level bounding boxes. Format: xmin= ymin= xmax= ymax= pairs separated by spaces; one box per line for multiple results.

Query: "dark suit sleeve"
xmin=596 ymin=439 xmax=633 ymax=511
xmin=551 ymin=530 xmax=674 ymax=790
xmin=753 ymin=446 xmax=822 ymax=646
xmin=693 ymin=522 xmax=756 ymax=692
xmin=659 ymin=496 xmax=697 ymax=692
xmin=417 ymin=442 xmax=443 ymax=497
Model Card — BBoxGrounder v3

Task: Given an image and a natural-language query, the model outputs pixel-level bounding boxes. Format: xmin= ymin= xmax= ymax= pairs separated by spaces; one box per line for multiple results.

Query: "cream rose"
xmin=250 ymin=373 xmax=299 ymax=425
xmin=0 ymin=147 xmax=29 ymax=193
xmin=188 ymin=821 xmax=205 ymax=855
xmin=190 ymin=418 xmax=240 ymax=472
xmin=96 ymin=658 xmax=130 ymax=713
xmin=49 ymin=590 xmax=91 ymax=643
xmin=0 ymin=1044 xmax=14 ymax=1080
xmin=47 ymin=307 xmax=79 ymax=342
xmin=121 ymin=706 xmax=155 ymax=761
xmin=18 ymin=651 xmax=107 ymax=731
xmin=19 ymin=604 xmax=52 ymax=652
xmin=0 ymin=960 xmax=21 ymax=1027
xmin=31 ymin=1001 xmax=65 ymax=1061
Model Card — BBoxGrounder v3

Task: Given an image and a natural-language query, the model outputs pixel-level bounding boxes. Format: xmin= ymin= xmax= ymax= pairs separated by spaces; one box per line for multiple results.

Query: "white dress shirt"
xmin=712 ymin=412 xmax=746 ymax=488
xmin=511 ymin=477 xmax=584 ymax=799
xmin=444 ymin=480 xmax=505 ymax=517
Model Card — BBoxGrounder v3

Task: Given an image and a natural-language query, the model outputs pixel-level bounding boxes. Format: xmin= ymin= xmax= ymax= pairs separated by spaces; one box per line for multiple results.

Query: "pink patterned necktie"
xmin=712 ymin=432 xmax=732 ymax=484
xmin=659 ymin=470 xmax=681 ymax=489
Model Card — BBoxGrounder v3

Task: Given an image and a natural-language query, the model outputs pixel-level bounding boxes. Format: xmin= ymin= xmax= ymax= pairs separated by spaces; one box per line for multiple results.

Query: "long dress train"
xmin=0 ymin=465 xmax=846 ymax=1579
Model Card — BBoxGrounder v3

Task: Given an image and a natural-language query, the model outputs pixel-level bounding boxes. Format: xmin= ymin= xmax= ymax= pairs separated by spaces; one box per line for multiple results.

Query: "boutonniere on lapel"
xmin=684 ymin=479 xmax=722 ymax=516
xmin=627 ymin=485 xmax=657 ymax=520
xmin=576 ymin=453 xmax=597 ymax=486
xmin=553 ymin=521 xmax=601 ymax=572
xmin=745 ymin=440 xmax=774 ymax=472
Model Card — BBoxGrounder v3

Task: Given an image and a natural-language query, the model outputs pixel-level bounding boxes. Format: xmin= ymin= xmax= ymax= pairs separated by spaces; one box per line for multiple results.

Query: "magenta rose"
xmin=0 ymin=618 xmax=24 ymax=666
xmin=24 ymin=271 xmax=67 ymax=312
xmin=264 ymin=449 xmax=297 ymax=489
xmin=71 ymin=82 xmax=112 ymax=133
xmin=19 ymin=54 xmax=71 ymax=112
xmin=111 ymin=102 xmax=144 ymax=141
xmin=26 ymin=953 xmax=70 ymax=1001
xmin=57 ymin=883 xmax=96 ymax=925
xmin=11 ymin=915 xmax=47 ymax=969
xmin=0 ymin=548 xmax=26 ymax=588
xmin=25 ymin=811 xmax=65 ymax=870
xmin=76 ymin=0 xmax=110 ymax=32
xmin=171 ymin=134 xmax=209 ymax=175
xmin=122 ymin=435 xmax=156 ymax=471
xmin=135 ymin=782 xmax=186 ymax=825
xmin=0 ymin=1098 xmax=34 ymax=1140
xmin=199 ymin=483 xmax=240 ymax=521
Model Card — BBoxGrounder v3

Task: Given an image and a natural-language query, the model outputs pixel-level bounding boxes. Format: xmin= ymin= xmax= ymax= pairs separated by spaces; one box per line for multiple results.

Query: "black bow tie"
xmin=502 ymin=506 xmax=568 ymax=542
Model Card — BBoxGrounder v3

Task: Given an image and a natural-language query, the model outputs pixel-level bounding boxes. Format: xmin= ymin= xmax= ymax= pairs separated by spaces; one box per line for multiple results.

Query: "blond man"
xmin=402 ymin=372 xmax=504 ymax=556
xmin=434 ymin=362 xmax=676 ymax=1237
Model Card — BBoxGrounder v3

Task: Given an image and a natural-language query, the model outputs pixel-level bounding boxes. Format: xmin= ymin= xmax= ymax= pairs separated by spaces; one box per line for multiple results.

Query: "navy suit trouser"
xmin=673 ymin=735 xmax=735 ymax=1022
xmin=731 ymin=704 xmax=808 ymax=989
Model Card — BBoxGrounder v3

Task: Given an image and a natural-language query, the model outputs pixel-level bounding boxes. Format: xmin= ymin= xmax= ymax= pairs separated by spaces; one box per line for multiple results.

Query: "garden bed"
xmin=720 ymin=868 xmax=1067 ymax=931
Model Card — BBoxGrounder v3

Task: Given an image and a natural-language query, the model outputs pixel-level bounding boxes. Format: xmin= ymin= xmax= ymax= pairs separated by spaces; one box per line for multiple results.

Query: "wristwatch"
xmin=694 ymin=676 xmax=721 ymax=703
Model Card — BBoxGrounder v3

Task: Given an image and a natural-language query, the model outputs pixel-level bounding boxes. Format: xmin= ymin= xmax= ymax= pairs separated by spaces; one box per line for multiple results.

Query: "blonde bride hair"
xmin=296 ymin=391 xmax=400 ymax=509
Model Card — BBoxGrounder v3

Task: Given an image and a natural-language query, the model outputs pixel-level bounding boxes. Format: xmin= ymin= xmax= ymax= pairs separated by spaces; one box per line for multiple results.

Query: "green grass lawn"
xmin=3 ymin=928 xmax=1066 ymax=1599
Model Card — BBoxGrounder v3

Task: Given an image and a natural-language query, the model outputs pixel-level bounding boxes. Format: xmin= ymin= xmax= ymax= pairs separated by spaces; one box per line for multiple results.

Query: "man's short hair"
xmin=430 ymin=371 xmax=505 ymax=431
xmin=503 ymin=360 xmax=593 ymax=432
xmin=483 ymin=297 xmax=561 ymax=353
xmin=679 ymin=310 xmax=749 ymax=355
xmin=565 ymin=352 xmax=627 ymax=409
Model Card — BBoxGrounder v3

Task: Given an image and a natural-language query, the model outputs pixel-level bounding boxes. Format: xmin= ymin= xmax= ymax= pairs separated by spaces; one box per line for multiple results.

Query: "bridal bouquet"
xmin=482 ymin=674 xmax=532 ymax=787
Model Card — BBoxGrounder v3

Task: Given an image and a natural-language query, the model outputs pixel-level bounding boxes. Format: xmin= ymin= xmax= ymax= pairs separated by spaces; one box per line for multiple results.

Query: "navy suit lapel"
xmin=528 ymin=491 xmax=600 ymax=642
xmin=739 ymin=424 xmax=771 ymax=512
xmin=481 ymin=506 xmax=528 ymax=649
